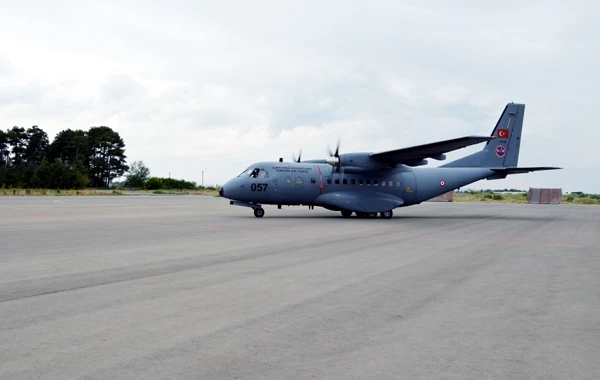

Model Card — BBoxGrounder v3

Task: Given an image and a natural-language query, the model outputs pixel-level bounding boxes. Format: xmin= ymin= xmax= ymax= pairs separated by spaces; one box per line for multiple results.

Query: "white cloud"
xmin=0 ymin=0 xmax=598 ymax=192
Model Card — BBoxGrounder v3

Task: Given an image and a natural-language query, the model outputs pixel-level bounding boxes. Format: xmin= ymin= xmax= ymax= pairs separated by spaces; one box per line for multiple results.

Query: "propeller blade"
xmin=292 ymin=149 xmax=302 ymax=163
xmin=327 ymin=139 xmax=341 ymax=158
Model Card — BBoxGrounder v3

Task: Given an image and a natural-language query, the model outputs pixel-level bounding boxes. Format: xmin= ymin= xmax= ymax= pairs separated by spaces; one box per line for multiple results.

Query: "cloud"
xmin=0 ymin=53 xmax=11 ymax=77
xmin=0 ymin=1 xmax=598 ymax=192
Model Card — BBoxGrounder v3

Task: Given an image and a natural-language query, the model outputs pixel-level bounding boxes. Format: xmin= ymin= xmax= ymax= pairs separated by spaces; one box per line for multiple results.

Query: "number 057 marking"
xmin=251 ymin=183 xmax=268 ymax=192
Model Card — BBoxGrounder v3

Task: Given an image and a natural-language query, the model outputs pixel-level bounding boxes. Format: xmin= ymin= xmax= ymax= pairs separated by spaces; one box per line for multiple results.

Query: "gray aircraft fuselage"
xmin=221 ymin=162 xmax=492 ymax=208
xmin=219 ymin=102 xmax=561 ymax=218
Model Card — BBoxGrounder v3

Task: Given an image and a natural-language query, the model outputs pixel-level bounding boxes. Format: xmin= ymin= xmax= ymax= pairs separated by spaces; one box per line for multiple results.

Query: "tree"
xmin=7 ymin=126 xmax=27 ymax=166
xmin=0 ymin=129 xmax=7 ymax=167
xmin=87 ymin=126 xmax=128 ymax=187
xmin=124 ymin=160 xmax=150 ymax=188
xmin=47 ymin=129 xmax=89 ymax=165
xmin=0 ymin=124 xmax=136 ymax=189
xmin=24 ymin=126 xmax=49 ymax=166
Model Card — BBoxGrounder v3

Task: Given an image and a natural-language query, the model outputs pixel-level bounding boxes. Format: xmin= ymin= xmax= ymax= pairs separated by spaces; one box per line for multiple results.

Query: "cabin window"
xmin=257 ymin=169 xmax=269 ymax=178
xmin=389 ymin=181 xmax=393 ymax=186
xmin=359 ymin=179 xmax=363 ymax=185
xmin=311 ymin=177 xmax=316 ymax=184
xmin=296 ymin=176 xmax=303 ymax=184
xmin=327 ymin=178 xmax=332 ymax=184
xmin=396 ymin=181 xmax=401 ymax=187
xmin=351 ymin=179 xmax=355 ymax=185
xmin=250 ymin=168 xmax=260 ymax=178
xmin=374 ymin=179 xmax=378 ymax=186
xmin=382 ymin=180 xmax=386 ymax=186
xmin=343 ymin=179 xmax=348 ymax=185
xmin=335 ymin=179 xmax=340 ymax=184
xmin=285 ymin=177 xmax=291 ymax=183
xmin=366 ymin=180 xmax=371 ymax=185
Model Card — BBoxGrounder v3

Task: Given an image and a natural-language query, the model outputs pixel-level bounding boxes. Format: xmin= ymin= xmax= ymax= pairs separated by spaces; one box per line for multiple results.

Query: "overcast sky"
xmin=1 ymin=0 xmax=598 ymax=192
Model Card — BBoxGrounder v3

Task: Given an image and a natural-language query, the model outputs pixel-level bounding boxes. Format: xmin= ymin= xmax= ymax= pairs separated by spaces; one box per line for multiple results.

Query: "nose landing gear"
xmin=229 ymin=200 xmax=265 ymax=218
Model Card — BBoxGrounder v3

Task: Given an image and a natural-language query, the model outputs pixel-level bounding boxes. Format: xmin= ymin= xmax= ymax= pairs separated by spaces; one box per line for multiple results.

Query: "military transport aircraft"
xmin=219 ymin=103 xmax=561 ymax=218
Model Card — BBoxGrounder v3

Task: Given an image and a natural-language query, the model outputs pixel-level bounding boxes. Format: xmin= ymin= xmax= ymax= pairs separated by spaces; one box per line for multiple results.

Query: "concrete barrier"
xmin=527 ymin=188 xmax=563 ymax=204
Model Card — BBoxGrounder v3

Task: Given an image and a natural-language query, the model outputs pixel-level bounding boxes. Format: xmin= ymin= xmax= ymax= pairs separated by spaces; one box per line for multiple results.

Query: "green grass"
xmin=0 ymin=188 xmax=220 ymax=197
xmin=453 ymin=192 xmax=600 ymax=205
xmin=0 ymin=188 xmax=126 ymax=196
xmin=453 ymin=192 xmax=529 ymax=203
xmin=2 ymin=187 xmax=597 ymax=204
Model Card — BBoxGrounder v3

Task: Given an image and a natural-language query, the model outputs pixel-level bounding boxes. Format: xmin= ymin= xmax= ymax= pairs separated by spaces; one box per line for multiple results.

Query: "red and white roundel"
xmin=440 ymin=180 xmax=445 ymax=186
xmin=495 ymin=145 xmax=506 ymax=158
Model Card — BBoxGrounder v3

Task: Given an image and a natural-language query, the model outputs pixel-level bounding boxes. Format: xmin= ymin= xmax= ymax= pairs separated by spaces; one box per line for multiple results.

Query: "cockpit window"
xmin=237 ymin=168 xmax=253 ymax=177
xmin=238 ymin=167 xmax=268 ymax=178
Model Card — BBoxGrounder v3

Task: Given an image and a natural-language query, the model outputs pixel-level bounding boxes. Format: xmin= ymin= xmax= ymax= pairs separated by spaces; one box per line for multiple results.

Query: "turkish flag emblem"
xmin=498 ymin=128 xmax=510 ymax=139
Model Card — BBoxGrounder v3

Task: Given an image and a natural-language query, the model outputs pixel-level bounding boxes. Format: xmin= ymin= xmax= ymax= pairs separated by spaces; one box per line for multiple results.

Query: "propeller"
xmin=326 ymin=138 xmax=344 ymax=182
xmin=292 ymin=149 xmax=302 ymax=163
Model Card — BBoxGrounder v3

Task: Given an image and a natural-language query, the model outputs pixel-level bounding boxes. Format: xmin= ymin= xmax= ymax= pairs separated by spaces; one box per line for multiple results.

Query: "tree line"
xmin=1 ymin=125 xmax=208 ymax=191
xmin=117 ymin=160 xmax=201 ymax=190
xmin=0 ymin=125 xmax=129 ymax=189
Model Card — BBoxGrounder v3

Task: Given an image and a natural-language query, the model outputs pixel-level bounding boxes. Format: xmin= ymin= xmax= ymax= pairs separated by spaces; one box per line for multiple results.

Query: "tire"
xmin=380 ymin=210 xmax=393 ymax=219
xmin=341 ymin=210 xmax=352 ymax=218
xmin=254 ymin=208 xmax=265 ymax=218
xmin=367 ymin=212 xmax=378 ymax=219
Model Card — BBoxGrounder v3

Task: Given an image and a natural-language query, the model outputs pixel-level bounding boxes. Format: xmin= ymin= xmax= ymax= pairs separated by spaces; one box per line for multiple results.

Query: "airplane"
xmin=219 ymin=102 xmax=561 ymax=218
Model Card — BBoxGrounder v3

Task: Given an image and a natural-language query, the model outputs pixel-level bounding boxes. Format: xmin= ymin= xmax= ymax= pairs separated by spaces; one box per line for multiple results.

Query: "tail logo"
xmin=498 ymin=128 xmax=510 ymax=139
xmin=495 ymin=145 xmax=506 ymax=158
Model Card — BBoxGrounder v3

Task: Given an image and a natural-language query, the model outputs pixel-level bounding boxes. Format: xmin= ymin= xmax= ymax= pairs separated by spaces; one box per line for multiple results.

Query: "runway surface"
xmin=1 ymin=196 xmax=599 ymax=379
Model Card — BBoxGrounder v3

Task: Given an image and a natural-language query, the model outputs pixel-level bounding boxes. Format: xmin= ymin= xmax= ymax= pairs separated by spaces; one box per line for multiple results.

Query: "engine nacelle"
xmin=325 ymin=153 xmax=431 ymax=172
xmin=337 ymin=153 xmax=391 ymax=172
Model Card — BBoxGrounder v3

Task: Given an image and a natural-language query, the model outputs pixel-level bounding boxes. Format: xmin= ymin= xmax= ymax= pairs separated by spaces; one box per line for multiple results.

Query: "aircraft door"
xmin=294 ymin=174 xmax=313 ymax=204
xmin=401 ymin=172 xmax=418 ymax=204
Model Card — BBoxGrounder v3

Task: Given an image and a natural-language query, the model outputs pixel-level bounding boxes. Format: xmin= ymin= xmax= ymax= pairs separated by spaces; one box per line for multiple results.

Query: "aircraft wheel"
xmin=367 ymin=212 xmax=378 ymax=219
xmin=254 ymin=208 xmax=265 ymax=218
xmin=380 ymin=210 xmax=393 ymax=219
xmin=355 ymin=212 xmax=365 ymax=218
xmin=341 ymin=210 xmax=352 ymax=218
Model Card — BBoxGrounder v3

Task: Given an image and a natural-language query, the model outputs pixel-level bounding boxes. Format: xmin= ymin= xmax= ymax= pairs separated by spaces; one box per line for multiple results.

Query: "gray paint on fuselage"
xmin=220 ymin=102 xmax=560 ymax=215
xmin=223 ymin=161 xmax=494 ymax=208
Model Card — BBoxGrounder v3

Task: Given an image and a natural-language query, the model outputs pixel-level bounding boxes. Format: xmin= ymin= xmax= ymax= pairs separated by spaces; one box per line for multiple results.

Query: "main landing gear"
xmin=253 ymin=208 xmax=265 ymax=218
xmin=342 ymin=210 xmax=394 ymax=219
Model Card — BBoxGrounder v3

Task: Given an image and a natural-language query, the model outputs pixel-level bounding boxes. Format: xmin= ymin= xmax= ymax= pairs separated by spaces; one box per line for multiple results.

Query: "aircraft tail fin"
xmin=441 ymin=103 xmax=525 ymax=168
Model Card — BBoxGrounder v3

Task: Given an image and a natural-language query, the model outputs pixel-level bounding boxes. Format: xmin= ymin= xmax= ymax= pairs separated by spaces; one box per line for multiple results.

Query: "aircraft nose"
xmin=219 ymin=186 xmax=224 ymax=197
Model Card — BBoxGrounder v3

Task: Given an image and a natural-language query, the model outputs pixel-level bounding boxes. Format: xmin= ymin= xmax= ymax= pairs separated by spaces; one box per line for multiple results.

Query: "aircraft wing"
xmin=370 ymin=136 xmax=494 ymax=165
xmin=314 ymin=191 xmax=404 ymax=213
xmin=490 ymin=166 xmax=563 ymax=174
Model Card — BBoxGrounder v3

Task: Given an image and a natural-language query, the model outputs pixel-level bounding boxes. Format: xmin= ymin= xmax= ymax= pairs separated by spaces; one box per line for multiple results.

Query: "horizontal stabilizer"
xmin=371 ymin=136 xmax=494 ymax=165
xmin=490 ymin=166 xmax=562 ymax=174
